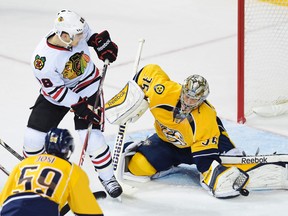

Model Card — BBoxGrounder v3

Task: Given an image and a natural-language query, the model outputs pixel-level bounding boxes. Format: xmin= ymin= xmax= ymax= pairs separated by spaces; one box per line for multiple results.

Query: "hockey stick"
xmin=61 ymin=60 xmax=109 ymax=215
xmin=0 ymin=163 xmax=10 ymax=176
xmin=112 ymin=39 xmax=145 ymax=185
xmin=0 ymin=138 xmax=24 ymax=161
xmin=78 ymin=59 xmax=110 ymax=166
xmin=60 ymin=191 xmax=107 ymax=216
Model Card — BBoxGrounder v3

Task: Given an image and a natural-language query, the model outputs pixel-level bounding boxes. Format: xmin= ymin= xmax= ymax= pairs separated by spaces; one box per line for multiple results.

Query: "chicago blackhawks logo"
xmin=34 ymin=55 xmax=46 ymax=70
xmin=154 ymin=84 xmax=165 ymax=94
xmin=62 ymin=51 xmax=90 ymax=79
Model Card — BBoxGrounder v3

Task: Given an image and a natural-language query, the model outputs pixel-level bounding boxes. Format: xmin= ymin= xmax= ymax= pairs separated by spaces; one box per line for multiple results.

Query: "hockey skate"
xmin=99 ymin=175 xmax=123 ymax=198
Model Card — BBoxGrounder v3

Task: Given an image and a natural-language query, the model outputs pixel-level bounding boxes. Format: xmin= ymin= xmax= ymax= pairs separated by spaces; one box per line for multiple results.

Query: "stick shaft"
xmin=78 ymin=59 xmax=110 ymax=166
xmin=112 ymin=39 xmax=145 ymax=176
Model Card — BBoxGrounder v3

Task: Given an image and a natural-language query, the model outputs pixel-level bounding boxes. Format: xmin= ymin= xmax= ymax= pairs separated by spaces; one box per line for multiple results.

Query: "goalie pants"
xmin=137 ymin=120 xmax=235 ymax=173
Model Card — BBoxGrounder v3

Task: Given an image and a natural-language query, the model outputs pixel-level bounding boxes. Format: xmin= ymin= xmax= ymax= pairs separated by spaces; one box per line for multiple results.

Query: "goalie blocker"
xmin=105 ymin=81 xmax=148 ymax=125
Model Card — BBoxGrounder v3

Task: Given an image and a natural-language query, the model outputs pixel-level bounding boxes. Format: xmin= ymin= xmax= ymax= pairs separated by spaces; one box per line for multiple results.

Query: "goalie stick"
xmin=78 ymin=59 xmax=110 ymax=166
xmin=60 ymin=191 xmax=107 ymax=216
xmin=112 ymin=39 xmax=145 ymax=186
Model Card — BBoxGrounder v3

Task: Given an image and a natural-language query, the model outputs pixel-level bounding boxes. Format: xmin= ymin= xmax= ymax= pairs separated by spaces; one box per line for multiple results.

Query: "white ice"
xmin=0 ymin=0 xmax=288 ymax=215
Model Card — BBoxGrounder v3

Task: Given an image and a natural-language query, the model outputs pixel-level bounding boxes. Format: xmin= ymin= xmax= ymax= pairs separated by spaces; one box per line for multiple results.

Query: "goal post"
xmin=238 ymin=0 xmax=246 ymax=123
xmin=237 ymin=0 xmax=288 ymax=123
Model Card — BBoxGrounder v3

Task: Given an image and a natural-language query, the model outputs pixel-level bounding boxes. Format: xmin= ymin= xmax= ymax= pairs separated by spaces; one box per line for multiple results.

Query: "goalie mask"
xmin=54 ymin=9 xmax=85 ymax=46
xmin=44 ymin=128 xmax=75 ymax=160
xmin=174 ymin=74 xmax=210 ymax=123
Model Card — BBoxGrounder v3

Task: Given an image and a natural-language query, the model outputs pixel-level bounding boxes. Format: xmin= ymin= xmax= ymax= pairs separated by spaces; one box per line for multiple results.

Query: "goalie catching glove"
xmin=201 ymin=160 xmax=249 ymax=198
xmin=88 ymin=30 xmax=118 ymax=63
xmin=71 ymin=97 xmax=101 ymax=125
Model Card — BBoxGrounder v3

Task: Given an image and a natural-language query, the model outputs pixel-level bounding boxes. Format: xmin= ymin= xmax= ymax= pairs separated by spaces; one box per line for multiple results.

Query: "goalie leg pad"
xmin=246 ymin=163 xmax=288 ymax=190
xmin=221 ymin=154 xmax=288 ymax=190
xmin=202 ymin=160 xmax=249 ymax=198
xmin=128 ymin=152 xmax=157 ymax=176
xmin=117 ymin=141 xmax=152 ymax=182
xmin=120 ymin=150 xmax=151 ymax=182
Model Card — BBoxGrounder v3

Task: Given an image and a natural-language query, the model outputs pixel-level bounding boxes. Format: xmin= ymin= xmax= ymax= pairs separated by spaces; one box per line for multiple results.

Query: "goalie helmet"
xmin=180 ymin=74 xmax=210 ymax=111
xmin=45 ymin=128 xmax=75 ymax=160
xmin=54 ymin=9 xmax=85 ymax=40
xmin=174 ymin=74 xmax=210 ymax=123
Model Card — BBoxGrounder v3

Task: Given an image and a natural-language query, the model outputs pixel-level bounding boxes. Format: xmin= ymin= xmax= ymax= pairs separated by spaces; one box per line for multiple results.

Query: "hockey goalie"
xmin=105 ymin=64 xmax=288 ymax=199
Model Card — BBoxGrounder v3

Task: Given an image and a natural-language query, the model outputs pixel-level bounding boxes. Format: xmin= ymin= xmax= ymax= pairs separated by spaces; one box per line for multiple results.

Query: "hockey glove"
xmin=87 ymin=30 xmax=118 ymax=63
xmin=71 ymin=97 xmax=101 ymax=125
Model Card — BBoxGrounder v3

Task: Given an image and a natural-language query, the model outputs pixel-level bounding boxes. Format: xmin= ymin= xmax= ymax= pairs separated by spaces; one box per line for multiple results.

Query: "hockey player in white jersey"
xmin=23 ymin=9 xmax=122 ymax=198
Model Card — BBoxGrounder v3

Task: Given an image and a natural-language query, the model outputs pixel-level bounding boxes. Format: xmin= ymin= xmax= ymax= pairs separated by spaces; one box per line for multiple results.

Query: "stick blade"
xmin=60 ymin=191 xmax=107 ymax=216
xmin=94 ymin=190 xmax=107 ymax=199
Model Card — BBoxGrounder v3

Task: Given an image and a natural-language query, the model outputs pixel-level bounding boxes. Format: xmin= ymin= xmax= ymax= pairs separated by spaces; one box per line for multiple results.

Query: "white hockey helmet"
xmin=54 ymin=9 xmax=85 ymax=40
xmin=180 ymin=74 xmax=210 ymax=111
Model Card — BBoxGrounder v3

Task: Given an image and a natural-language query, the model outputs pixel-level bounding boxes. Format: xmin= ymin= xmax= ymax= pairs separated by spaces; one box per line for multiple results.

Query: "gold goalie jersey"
xmin=135 ymin=64 xmax=221 ymax=153
xmin=0 ymin=154 xmax=102 ymax=215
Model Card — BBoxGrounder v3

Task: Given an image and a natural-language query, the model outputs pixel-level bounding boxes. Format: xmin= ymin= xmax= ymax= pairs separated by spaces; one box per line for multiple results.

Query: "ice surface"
xmin=0 ymin=0 xmax=287 ymax=215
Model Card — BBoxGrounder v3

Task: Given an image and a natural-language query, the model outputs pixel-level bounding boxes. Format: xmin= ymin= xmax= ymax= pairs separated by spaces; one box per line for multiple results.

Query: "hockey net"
xmin=237 ymin=0 xmax=288 ymax=123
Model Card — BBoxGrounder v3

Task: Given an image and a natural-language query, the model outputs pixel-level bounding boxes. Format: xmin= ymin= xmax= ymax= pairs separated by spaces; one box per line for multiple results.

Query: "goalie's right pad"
xmin=221 ymin=154 xmax=288 ymax=190
xmin=201 ymin=160 xmax=249 ymax=198
xmin=105 ymin=81 xmax=149 ymax=125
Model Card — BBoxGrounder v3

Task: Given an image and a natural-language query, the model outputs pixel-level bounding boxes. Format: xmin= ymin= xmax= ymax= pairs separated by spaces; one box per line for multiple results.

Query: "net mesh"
xmin=244 ymin=0 xmax=288 ymax=115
